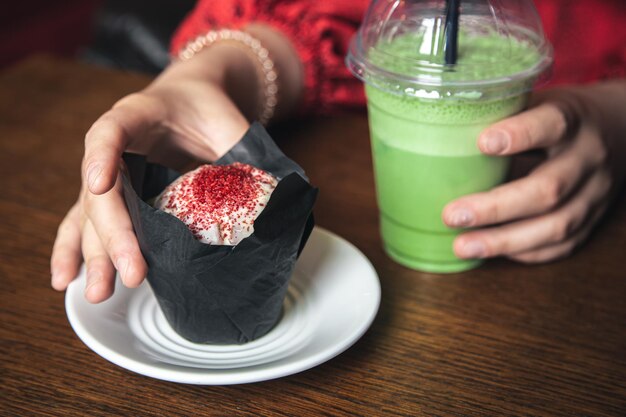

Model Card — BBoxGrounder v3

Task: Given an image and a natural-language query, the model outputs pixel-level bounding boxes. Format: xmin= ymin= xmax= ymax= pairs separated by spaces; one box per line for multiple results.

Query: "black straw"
xmin=444 ymin=0 xmax=461 ymax=65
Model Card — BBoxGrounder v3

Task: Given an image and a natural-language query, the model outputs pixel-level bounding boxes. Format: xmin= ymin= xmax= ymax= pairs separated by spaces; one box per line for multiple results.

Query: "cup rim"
xmin=345 ymin=25 xmax=553 ymax=99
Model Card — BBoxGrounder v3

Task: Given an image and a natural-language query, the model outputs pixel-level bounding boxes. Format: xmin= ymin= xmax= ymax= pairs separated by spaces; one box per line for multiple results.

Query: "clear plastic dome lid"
xmin=346 ymin=0 xmax=553 ymax=99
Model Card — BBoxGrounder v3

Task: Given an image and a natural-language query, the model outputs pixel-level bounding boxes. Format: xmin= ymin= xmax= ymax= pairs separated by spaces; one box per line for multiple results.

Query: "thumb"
xmin=82 ymin=93 xmax=164 ymax=195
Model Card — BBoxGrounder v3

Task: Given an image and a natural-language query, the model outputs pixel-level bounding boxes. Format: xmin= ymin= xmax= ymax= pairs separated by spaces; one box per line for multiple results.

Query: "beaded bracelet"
xmin=177 ymin=29 xmax=278 ymax=126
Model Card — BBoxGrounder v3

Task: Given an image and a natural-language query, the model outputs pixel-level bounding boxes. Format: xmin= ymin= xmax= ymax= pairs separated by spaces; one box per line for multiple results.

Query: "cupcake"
xmin=122 ymin=123 xmax=317 ymax=344
xmin=154 ymin=163 xmax=278 ymax=245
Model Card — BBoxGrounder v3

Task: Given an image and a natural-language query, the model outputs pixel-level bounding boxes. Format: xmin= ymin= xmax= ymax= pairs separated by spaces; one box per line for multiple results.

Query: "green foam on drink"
xmin=370 ymin=31 xmax=541 ymax=84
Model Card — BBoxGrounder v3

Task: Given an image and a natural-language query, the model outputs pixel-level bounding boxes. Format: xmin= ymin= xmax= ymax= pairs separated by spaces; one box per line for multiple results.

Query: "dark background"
xmin=1 ymin=0 xmax=195 ymax=73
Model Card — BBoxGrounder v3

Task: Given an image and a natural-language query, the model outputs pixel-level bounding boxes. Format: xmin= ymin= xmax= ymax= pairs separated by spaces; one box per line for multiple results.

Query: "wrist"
xmin=162 ymin=42 xmax=259 ymax=107
xmin=189 ymin=43 xmax=254 ymax=80
xmin=245 ymin=24 xmax=303 ymax=120
xmin=166 ymin=25 xmax=303 ymax=124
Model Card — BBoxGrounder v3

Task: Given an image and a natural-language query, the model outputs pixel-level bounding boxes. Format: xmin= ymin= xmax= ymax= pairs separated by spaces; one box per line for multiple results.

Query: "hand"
xmin=443 ymin=81 xmax=626 ymax=263
xmin=50 ymin=25 xmax=304 ymax=303
xmin=50 ymin=45 xmax=256 ymax=303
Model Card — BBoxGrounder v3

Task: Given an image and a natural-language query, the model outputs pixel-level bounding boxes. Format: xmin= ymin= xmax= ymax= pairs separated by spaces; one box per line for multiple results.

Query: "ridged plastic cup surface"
xmin=347 ymin=0 xmax=552 ymax=273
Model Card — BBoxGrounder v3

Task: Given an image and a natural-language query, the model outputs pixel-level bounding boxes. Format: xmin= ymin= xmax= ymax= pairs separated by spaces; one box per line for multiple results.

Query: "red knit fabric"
xmin=171 ymin=0 xmax=626 ymax=115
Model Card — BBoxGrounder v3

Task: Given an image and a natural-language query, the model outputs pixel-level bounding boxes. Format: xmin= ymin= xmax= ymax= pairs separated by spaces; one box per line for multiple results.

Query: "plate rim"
xmin=65 ymin=227 xmax=381 ymax=385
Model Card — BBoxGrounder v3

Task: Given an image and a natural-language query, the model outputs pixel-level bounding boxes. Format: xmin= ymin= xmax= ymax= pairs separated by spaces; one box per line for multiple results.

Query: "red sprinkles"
xmin=155 ymin=163 xmax=277 ymax=245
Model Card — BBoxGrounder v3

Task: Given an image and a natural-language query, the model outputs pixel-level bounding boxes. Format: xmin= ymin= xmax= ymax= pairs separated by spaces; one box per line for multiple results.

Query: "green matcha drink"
xmin=347 ymin=1 xmax=552 ymax=273
xmin=367 ymin=84 xmax=526 ymax=272
xmin=366 ymin=33 xmax=537 ymax=272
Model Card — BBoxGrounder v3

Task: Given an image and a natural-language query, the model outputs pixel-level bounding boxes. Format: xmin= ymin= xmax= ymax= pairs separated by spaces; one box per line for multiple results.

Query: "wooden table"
xmin=1 ymin=56 xmax=625 ymax=416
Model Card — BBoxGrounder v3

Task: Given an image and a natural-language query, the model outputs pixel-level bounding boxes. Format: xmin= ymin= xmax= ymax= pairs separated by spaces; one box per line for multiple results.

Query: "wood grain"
xmin=1 ymin=56 xmax=625 ymax=416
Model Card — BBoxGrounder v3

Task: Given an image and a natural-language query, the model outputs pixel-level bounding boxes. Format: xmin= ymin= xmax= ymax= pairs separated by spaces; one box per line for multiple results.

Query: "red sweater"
xmin=171 ymin=0 xmax=626 ymax=114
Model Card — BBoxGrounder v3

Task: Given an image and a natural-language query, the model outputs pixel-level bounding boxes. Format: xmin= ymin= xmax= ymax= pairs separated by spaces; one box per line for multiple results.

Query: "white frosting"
xmin=154 ymin=163 xmax=277 ymax=245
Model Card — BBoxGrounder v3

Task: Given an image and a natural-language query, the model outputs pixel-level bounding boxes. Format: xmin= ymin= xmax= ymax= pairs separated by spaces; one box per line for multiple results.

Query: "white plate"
xmin=65 ymin=227 xmax=381 ymax=385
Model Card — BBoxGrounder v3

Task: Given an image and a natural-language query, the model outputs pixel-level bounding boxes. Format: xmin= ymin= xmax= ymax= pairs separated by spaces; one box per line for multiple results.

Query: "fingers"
xmin=508 ymin=203 xmax=607 ymax=264
xmin=82 ymin=220 xmax=116 ymax=303
xmin=83 ymin=172 xmax=147 ymax=288
xmin=478 ymin=102 xmax=571 ymax=155
xmin=444 ymin=127 xmax=600 ymax=228
xmin=452 ymin=169 xmax=611 ymax=260
xmin=52 ymin=170 xmax=147 ymax=302
xmin=50 ymin=202 xmax=83 ymax=290
xmin=83 ymin=93 xmax=162 ymax=195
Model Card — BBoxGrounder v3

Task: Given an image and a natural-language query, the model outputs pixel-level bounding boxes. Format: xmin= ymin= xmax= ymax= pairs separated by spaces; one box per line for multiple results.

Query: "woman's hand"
xmin=50 ymin=48 xmax=253 ymax=303
xmin=50 ymin=25 xmax=303 ymax=303
xmin=443 ymin=81 xmax=626 ymax=263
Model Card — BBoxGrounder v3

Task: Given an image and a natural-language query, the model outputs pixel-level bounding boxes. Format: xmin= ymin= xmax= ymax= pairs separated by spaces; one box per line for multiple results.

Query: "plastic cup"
xmin=347 ymin=0 xmax=552 ymax=273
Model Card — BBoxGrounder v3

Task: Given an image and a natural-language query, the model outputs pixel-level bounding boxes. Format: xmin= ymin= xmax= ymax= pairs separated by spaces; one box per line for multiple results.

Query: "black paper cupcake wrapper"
xmin=122 ymin=122 xmax=318 ymax=344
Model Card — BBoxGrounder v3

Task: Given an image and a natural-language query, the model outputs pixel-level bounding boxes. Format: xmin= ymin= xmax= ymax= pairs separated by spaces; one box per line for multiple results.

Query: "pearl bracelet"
xmin=177 ymin=29 xmax=278 ymax=126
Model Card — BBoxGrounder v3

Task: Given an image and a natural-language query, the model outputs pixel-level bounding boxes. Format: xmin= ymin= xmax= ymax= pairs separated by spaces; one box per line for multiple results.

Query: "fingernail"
xmin=449 ymin=208 xmax=474 ymax=227
xmin=85 ymin=270 xmax=103 ymax=295
xmin=461 ymin=241 xmax=486 ymax=258
xmin=87 ymin=163 xmax=102 ymax=190
xmin=483 ymin=130 xmax=509 ymax=154
xmin=115 ymin=256 xmax=130 ymax=284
